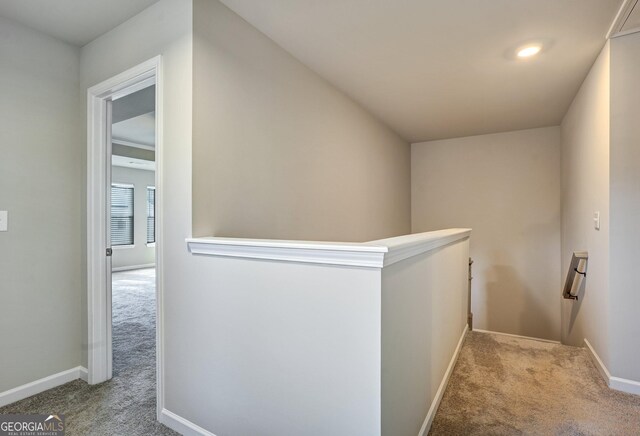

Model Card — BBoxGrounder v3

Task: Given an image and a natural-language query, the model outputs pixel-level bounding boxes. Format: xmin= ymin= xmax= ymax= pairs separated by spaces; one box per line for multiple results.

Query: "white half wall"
xmin=183 ymin=229 xmax=470 ymax=435
xmin=381 ymin=237 xmax=469 ymax=435
xmin=560 ymin=42 xmax=610 ymax=369
xmin=0 ymin=15 xmax=82 ymax=393
xmin=412 ymin=127 xmax=562 ymax=341
xmin=168 ymin=255 xmax=383 ymax=436
xmin=111 ymin=166 xmax=156 ymax=270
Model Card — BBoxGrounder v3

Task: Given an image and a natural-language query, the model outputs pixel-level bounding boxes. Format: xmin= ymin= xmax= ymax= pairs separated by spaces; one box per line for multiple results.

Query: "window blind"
xmin=111 ymin=184 xmax=134 ymax=246
xmin=147 ymin=187 xmax=155 ymax=244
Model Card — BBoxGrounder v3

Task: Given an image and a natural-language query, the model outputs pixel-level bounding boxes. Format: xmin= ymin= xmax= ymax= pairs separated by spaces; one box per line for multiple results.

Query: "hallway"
xmin=430 ymin=331 xmax=640 ymax=435
xmin=0 ymin=269 xmax=175 ymax=435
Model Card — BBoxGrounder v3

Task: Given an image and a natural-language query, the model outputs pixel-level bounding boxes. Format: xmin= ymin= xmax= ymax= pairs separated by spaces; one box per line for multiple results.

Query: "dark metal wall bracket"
xmin=563 ymin=251 xmax=588 ymax=300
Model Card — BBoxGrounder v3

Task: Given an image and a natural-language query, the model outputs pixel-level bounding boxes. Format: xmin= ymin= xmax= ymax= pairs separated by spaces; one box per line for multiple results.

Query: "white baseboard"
xmin=584 ymin=339 xmax=640 ymax=396
xmin=78 ymin=366 xmax=88 ymax=382
xmin=473 ymin=329 xmax=560 ymax=344
xmin=159 ymin=409 xmax=217 ymax=436
xmin=610 ymin=376 xmax=640 ymax=396
xmin=0 ymin=366 xmax=87 ymax=408
xmin=418 ymin=324 xmax=468 ymax=436
xmin=112 ymin=263 xmax=155 ymax=272
xmin=583 ymin=339 xmax=610 ymax=383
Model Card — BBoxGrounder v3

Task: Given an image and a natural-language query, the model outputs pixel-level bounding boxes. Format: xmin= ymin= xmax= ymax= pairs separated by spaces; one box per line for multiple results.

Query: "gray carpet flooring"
xmin=430 ymin=331 xmax=640 ymax=435
xmin=5 ymin=281 xmax=640 ymax=435
xmin=0 ymin=268 xmax=176 ymax=435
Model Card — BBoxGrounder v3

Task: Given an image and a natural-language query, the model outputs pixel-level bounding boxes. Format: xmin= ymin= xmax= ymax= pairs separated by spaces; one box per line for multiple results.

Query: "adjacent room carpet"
xmin=0 ymin=268 xmax=176 ymax=435
xmin=430 ymin=331 xmax=640 ymax=435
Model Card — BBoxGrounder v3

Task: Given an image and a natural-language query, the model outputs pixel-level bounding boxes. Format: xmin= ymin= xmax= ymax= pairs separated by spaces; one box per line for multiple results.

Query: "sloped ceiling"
xmin=0 ymin=0 xmax=623 ymax=141
xmin=220 ymin=0 xmax=622 ymax=142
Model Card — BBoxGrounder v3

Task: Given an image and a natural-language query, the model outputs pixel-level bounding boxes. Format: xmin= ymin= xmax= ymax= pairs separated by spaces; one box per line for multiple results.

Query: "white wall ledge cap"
xmin=367 ymin=228 xmax=471 ymax=267
xmin=186 ymin=237 xmax=388 ymax=268
xmin=186 ymin=228 xmax=471 ymax=268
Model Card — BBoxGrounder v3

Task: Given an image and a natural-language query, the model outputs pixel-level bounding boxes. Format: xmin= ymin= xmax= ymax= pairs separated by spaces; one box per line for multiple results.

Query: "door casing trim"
xmin=86 ymin=55 xmax=164 ymax=418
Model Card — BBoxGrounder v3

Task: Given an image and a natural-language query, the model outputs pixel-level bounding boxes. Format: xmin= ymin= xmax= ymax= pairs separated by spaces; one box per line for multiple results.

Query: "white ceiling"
xmin=0 ymin=0 xmax=158 ymax=46
xmin=112 ymin=155 xmax=156 ymax=171
xmin=113 ymin=85 xmax=156 ymax=124
xmin=112 ymin=112 xmax=156 ymax=147
xmin=220 ymin=0 xmax=622 ymax=142
xmin=112 ymin=84 xmax=156 ymax=148
xmin=0 ymin=0 xmax=622 ymax=141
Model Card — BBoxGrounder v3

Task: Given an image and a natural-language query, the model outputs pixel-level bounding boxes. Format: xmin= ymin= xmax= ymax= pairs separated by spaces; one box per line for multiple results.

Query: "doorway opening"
xmin=87 ymin=56 xmax=164 ymax=418
xmin=110 ymin=83 xmax=157 ymax=382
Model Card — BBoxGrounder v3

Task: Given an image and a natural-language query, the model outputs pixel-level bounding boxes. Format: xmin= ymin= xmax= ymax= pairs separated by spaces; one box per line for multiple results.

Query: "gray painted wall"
xmin=412 ymin=127 xmax=562 ymax=341
xmin=111 ymin=166 xmax=156 ymax=269
xmin=560 ymin=43 xmax=610 ymax=367
xmin=561 ymin=35 xmax=640 ymax=384
xmin=192 ymin=0 xmax=411 ymax=243
xmin=610 ymin=33 xmax=640 ymax=382
xmin=0 ymin=16 xmax=82 ymax=391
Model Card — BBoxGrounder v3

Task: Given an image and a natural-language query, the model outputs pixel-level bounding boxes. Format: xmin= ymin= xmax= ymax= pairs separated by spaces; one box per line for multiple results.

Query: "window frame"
xmin=146 ymin=185 xmax=156 ymax=245
xmin=110 ymin=183 xmax=135 ymax=247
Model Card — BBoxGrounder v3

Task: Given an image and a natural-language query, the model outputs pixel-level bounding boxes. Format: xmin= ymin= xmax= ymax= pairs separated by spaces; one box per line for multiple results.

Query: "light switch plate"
xmin=593 ymin=211 xmax=600 ymax=231
xmin=0 ymin=211 xmax=6 ymax=231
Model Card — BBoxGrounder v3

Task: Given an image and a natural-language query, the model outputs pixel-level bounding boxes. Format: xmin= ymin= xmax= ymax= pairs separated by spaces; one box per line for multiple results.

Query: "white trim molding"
xmin=112 ymin=263 xmax=156 ymax=272
xmin=78 ymin=366 xmax=88 ymax=382
xmin=187 ymin=237 xmax=388 ymax=268
xmin=419 ymin=325 xmax=469 ymax=436
xmin=159 ymin=409 xmax=217 ymax=436
xmin=584 ymin=339 xmax=610 ymax=384
xmin=369 ymin=229 xmax=471 ymax=267
xmin=0 ymin=367 xmax=88 ymax=408
xmin=607 ymin=0 xmax=639 ymax=39
xmin=610 ymin=377 xmax=640 ymax=396
xmin=584 ymin=339 xmax=640 ymax=396
xmin=186 ymin=229 xmax=471 ymax=269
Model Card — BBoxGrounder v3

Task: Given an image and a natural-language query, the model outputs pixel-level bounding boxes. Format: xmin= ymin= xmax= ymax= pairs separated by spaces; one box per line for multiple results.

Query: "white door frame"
xmin=86 ymin=56 xmax=164 ymax=416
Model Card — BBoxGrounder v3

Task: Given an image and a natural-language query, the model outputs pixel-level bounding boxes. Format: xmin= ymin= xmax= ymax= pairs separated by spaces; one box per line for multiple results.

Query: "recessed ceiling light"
xmin=517 ymin=45 xmax=542 ymax=58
